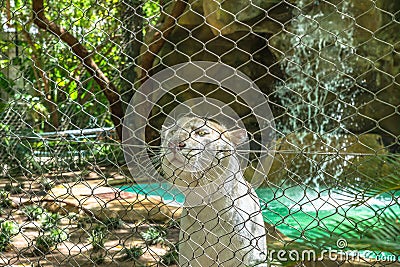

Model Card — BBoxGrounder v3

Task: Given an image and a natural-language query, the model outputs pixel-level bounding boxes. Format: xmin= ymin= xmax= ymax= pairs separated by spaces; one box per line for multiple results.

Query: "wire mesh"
xmin=0 ymin=0 xmax=399 ymax=266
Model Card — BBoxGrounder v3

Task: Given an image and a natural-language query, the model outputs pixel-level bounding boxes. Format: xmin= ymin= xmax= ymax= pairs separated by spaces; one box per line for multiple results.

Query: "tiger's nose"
xmin=168 ymin=141 xmax=186 ymax=150
xmin=178 ymin=142 xmax=186 ymax=149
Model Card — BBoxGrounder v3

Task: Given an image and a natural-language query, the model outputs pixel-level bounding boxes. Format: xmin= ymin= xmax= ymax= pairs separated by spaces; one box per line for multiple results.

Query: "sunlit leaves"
xmin=143 ymin=0 xmax=161 ymax=25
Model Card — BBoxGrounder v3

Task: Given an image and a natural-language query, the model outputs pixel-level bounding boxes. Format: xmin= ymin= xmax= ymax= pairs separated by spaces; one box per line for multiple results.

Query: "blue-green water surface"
xmin=118 ymin=183 xmax=400 ymax=251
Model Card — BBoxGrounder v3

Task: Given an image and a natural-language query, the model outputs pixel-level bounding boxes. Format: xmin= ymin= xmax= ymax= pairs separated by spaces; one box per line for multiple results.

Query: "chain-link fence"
xmin=0 ymin=0 xmax=399 ymax=266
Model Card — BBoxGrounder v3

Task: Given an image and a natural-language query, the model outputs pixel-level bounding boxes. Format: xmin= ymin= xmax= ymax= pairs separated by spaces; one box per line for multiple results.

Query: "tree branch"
xmin=21 ymin=27 xmax=59 ymax=129
xmin=6 ymin=0 xmax=12 ymax=28
xmin=62 ymin=37 xmax=121 ymax=104
xmin=140 ymin=0 xmax=188 ymax=81
xmin=32 ymin=0 xmax=124 ymax=140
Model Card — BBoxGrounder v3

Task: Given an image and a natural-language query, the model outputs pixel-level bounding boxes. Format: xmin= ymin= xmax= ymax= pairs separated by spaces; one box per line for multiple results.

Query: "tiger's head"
xmin=160 ymin=116 xmax=247 ymax=187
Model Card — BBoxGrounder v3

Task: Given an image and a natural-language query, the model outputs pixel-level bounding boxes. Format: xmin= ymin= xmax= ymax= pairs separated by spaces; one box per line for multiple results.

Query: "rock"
xmin=247 ymin=133 xmax=389 ymax=187
xmin=177 ymin=0 xmax=205 ymax=27
xmin=268 ymin=0 xmax=400 ymax=138
xmin=203 ymin=0 xmax=288 ymax=35
xmin=43 ymin=182 xmax=181 ymax=223
xmin=140 ymin=20 xmax=281 ymax=145
xmin=139 ymin=0 xmax=399 ymax=141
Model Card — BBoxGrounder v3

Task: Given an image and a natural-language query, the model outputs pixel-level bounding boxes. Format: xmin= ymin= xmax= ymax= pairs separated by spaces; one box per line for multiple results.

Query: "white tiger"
xmin=161 ymin=116 xmax=267 ymax=267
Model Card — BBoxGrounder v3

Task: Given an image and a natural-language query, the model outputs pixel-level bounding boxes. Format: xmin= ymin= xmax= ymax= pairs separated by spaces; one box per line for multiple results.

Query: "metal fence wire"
xmin=0 ymin=0 xmax=399 ymax=266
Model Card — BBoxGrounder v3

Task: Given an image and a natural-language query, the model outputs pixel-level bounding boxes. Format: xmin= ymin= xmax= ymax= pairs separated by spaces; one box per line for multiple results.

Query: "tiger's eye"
xmin=196 ymin=130 xmax=207 ymax=136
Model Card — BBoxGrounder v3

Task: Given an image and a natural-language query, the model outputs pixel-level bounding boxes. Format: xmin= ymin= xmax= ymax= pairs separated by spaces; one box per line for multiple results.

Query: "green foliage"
xmin=90 ymin=254 xmax=106 ymax=265
xmin=0 ymin=0 xmax=131 ymax=175
xmin=49 ymin=227 xmax=69 ymax=244
xmin=0 ymin=190 xmax=12 ymax=208
xmin=34 ymin=224 xmax=68 ymax=255
xmin=334 ymin=209 xmax=400 ymax=253
xmin=103 ymin=217 xmax=123 ymax=230
xmin=143 ymin=0 xmax=161 ymax=25
xmin=22 ymin=205 xmax=45 ymax=221
xmin=0 ymin=220 xmax=19 ymax=251
xmin=284 ymin=155 xmax=400 ymax=256
xmin=340 ymin=155 xmax=400 ymax=200
xmin=122 ymin=245 xmax=144 ymax=261
xmin=77 ymin=215 xmax=95 ymax=229
xmin=140 ymin=226 xmax=167 ymax=245
xmin=38 ymin=176 xmax=55 ymax=191
xmin=0 ymin=122 xmax=42 ymax=176
xmin=0 ymin=71 xmax=14 ymax=91
xmin=1 ymin=0 xmax=124 ymax=133
xmin=89 ymin=225 xmax=107 ymax=252
xmin=91 ymin=142 xmax=125 ymax=166
xmin=40 ymin=212 xmax=62 ymax=231
xmin=67 ymin=212 xmax=79 ymax=222
xmin=335 ymin=155 xmax=400 ymax=253
xmin=34 ymin=235 xmax=55 ymax=255
xmin=160 ymin=244 xmax=178 ymax=265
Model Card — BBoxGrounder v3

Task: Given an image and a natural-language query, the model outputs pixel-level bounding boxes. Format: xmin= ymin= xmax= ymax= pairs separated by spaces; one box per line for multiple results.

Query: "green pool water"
xmin=118 ymin=183 xmax=400 ymax=252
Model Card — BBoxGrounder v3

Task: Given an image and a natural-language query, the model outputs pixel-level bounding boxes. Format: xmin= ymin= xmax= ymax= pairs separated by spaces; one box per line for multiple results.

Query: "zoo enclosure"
xmin=0 ymin=0 xmax=399 ymax=266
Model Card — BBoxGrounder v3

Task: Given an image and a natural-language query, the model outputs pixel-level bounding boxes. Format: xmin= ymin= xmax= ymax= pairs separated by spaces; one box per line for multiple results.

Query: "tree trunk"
xmin=120 ymin=0 xmax=143 ymax=104
xmin=32 ymin=0 xmax=124 ymax=140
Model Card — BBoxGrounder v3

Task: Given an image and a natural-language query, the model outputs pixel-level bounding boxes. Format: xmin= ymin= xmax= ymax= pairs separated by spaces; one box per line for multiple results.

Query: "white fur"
xmin=161 ymin=117 xmax=267 ymax=266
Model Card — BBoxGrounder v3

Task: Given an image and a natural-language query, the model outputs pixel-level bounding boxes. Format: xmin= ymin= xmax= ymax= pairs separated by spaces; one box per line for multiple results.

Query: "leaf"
xmin=340 ymin=155 xmax=400 ymax=201
xmin=70 ymin=89 xmax=78 ymax=101
xmin=0 ymin=72 xmax=14 ymax=94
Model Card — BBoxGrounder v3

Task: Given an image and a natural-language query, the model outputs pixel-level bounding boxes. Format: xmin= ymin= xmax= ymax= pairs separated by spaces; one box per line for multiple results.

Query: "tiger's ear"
xmin=226 ymin=128 xmax=248 ymax=146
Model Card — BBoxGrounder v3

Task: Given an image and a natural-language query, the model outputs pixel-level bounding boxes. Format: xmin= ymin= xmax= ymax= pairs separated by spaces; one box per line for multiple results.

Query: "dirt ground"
xmin=0 ymin=167 xmax=180 ymax=267
xmin=1 ymin=167 xmax=397 ymax=267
